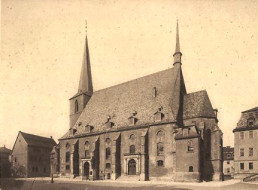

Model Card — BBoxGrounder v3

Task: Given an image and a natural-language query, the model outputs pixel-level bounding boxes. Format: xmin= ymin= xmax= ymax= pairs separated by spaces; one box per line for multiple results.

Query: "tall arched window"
xmin=157 ymin=142 xmax=164 ymax=155
xmin=75 ymin=100 xmax=79 ymax=113
xmin=189 ymin=166 xmax=193 ymax=172
xmin=157 ymin=130 xmax=165 ymax=142
xmin=106 ymin=147 xmax=111 ymax=159
xmin=130 ymin=145 xmax=135 ymax=154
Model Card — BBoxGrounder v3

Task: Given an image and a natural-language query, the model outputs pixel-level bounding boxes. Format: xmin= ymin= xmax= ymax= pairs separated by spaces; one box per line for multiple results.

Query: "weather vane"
xmin=85 ymin=20 xmax=87 ymax=35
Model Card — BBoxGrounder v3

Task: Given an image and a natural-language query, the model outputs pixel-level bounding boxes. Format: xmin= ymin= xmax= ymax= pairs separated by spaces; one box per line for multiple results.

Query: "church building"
xmin=56 ymin=23 xmax=223 ymax=182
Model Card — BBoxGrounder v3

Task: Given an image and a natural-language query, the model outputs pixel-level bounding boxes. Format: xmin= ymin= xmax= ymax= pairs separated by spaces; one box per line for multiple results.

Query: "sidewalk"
xmin=11 ymin=177 xmax=243 ymax=187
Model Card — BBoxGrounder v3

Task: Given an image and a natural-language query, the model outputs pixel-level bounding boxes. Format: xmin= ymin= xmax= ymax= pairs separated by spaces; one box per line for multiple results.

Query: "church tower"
xmin=171 ymin=21 xmax=186 ymax=125
xmin=69 ymin=34 xmax=93 ymax=129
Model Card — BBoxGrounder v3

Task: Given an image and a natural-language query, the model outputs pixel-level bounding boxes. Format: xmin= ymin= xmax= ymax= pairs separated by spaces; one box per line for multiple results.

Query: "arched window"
xmin=157 ymin=160 xmax=164 ymax=167
xmin=129 ymin=134 xmax=136 ymax=142
xmin=206 ymin=129 xmax=211 ymax=159
xmin=66 ymin=143 xmax=70 ymax=149
xmin=75 ymin=100 xmax=79 ymax=113
xmin=66 ymin=152 xmax=70 ymax=163
xmin=106 ymin=138 xmax=111 ymax=145
xmin=85 ymin=141 xmax=89 ymax=148
xmin=130 ymin=145 xmax=135 ymax=154
xmin=106 ymin=147 xmax=111 ymax=159
xmin=157 ymin=142 xmax=164 ymax=155
xmin=157 ymin=130 xmax=165 ymax=142
xmin=189 ymin=166 xmax=193 ymax=172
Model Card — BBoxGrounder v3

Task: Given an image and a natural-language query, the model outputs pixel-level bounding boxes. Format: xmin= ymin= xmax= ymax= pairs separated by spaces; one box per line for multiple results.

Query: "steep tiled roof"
xmin=0 ymin=146 xmax=11 ymax=154
xmin=61 ymin=67 xmax=182 ymax=139
xmin=20 ymin=132 xmax=56 ymax=148
xmin=234 ymin=106 xmax=258 ymax=131
xmin=183 ymin=90 xmax=216 ymax=119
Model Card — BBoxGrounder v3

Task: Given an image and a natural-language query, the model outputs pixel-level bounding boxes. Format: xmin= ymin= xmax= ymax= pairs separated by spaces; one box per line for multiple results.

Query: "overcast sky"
xmin=1 ymin=0 xmax=258 ymax=149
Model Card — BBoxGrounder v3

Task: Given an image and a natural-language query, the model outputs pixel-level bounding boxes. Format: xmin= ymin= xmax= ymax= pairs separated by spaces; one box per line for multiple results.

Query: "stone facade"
xmin=11 ymin=131 xmax=56 ymax=177
xmin=56 ymin=24 xmax=223 ymax=182
xmin=233 ymin=107 xmax=258 ymax=179
xmin=223 ymin=146 xmax=234 ymax=178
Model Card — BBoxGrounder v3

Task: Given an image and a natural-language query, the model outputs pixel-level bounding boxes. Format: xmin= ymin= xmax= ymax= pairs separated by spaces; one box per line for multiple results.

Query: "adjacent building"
xmin=56 ymin=23 xmax=223 ymax=182
xmin=0 ymin=146 xmax=12 ymax=178
xmin=233 ymin=107 xmax=258 ymax=179
xmin=223 ymin=146 xmax=234 ymax=178
xmin=10 ymin=131 xmax=56 ymax=177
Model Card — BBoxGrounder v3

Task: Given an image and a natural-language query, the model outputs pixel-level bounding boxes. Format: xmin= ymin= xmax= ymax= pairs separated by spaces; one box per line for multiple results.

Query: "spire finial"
xmin=175 ymin=20 xmax=180 ymax=53
xmin=85 ymin=20 xmax=87 ymax=35
xmin=173 ymin=20 xmax=182 ymax=66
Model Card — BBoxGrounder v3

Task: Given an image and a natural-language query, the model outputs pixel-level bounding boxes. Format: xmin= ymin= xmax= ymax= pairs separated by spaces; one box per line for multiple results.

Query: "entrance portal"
xmin=84 ymin=162 xmax=90 ymax=179
xmin=128 ymin=159 xmax=136 ymax=175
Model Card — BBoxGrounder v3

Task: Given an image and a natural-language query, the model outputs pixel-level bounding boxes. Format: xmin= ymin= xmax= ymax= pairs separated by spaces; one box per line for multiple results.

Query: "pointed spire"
xmin=175 ymin=20 xmax=180 ymax=53
xmin=78 ymin=22 xmax=93 ymax=94
xmin=173 ymin=20 xmax=182 ymax=66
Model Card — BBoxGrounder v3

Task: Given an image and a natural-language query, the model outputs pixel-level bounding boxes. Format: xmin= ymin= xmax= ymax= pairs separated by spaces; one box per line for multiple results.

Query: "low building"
xmin=223 ymin=146 xmax=234 ymax=178
xmin=10 ymin=131 xmax=56 ymax=177
xmin=50 ymin=144 xmax=60 ymax=177
xmin=0 ymin=146 xmax=12 ymax=178
xmin=233 ymin=107 xmax=258 ymax=179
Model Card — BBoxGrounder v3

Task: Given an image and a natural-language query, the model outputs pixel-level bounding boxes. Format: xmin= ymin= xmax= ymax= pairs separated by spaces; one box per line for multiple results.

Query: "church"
xmin=55 ymin=23 xmax=223 ymax=182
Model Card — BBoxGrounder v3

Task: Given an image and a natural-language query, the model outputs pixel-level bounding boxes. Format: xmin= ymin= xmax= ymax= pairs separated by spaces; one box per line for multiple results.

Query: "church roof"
xmin=19 ymin=131 xmax=56 ymax=148
xmin=183 ymin=90 xmax=216 ymax=119
xmin=61 ymin=67 xmax=182 ymax=139
xmin=242 ymin=107 xmax=258 ymax=113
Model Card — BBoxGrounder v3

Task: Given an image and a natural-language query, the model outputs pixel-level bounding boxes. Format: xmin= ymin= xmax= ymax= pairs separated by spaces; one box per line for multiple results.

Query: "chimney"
xmin=50 ymin=136 xmax=53 ymax=139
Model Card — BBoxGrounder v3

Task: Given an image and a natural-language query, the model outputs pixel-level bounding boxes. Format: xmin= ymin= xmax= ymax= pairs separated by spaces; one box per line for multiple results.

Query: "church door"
xmin=84 ymin=162 xmax=90 ymax=179
xmin=128 ymin=159 xmax=136 ymax=175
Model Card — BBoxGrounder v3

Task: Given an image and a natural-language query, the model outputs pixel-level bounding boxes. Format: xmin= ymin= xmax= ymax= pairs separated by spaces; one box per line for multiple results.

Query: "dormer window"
xmin=128 ymin=111 xmax=137 ymax=125
xmin=85 ymin=125 xmax=93 ymax=133
xmin=154 ymin=107 xmax=164 ymax=122
xmin=69 ymin=128 xmax=77 ymax=135
xmin=105 ymin=116 xmax=114 ymax=129
xmin=247 ymin=118 xmax=255 ymax=127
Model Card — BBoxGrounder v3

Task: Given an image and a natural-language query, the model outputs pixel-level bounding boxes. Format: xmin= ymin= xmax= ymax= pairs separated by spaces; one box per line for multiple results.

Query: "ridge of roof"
xmin=19 ymin=131 xmax=56 ymax=147
xmin=90 ymin=67 xmax=175 ymax=95
xmin=242 ymin=107 xmax=258 ymax=113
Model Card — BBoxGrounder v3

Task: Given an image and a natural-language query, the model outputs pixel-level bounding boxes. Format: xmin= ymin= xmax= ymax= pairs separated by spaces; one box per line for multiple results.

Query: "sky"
xmin=1 ymin=0 xmax=258 ymax=149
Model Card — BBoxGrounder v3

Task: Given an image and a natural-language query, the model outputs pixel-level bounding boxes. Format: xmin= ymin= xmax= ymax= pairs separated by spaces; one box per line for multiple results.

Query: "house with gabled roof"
xmin=10 ymin=131 xmax=56 ymax=177
xmin=56 ymin=22 xmax=223 ymax=182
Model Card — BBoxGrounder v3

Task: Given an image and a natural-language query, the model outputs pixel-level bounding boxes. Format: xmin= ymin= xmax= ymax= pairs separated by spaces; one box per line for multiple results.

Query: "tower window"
xmin=66 ymin=152 xmax=70 ymax=163
xmin=187 ymin=140 xmax=194 ymax=152
xmin=75 ymin=100 xmax=79 ymax=113
xmin=189 ymin=166 xmax=193 ymax=172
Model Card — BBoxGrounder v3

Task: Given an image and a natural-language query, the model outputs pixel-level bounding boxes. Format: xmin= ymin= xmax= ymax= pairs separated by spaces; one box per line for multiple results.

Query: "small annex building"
xmin=10 ymin=131 xmax=56 ymax=177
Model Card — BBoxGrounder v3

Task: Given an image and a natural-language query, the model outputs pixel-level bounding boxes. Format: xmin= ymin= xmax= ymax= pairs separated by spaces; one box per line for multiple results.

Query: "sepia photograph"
xmin=1 ymin=0 xmax=258 ymax=189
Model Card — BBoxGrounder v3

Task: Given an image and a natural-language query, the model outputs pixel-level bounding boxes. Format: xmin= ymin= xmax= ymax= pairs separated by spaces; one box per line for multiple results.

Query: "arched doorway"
xmin=84 ymin=162 xmax=90 ymax=179
xmin=128 ymin=159 xmax=136 ymax=175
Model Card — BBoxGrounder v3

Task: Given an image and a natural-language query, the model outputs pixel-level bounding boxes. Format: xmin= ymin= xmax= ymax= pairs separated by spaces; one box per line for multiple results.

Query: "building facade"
xmin=223 ymin=146 xmax=234 ymax=178
xmin=57 ymin=24 xmax=223 ymax=182
xmin=0 ymin=146 xmax=12 ymax=178
xmin=10 ymin=131 xmax=56 ymax=177
xmin=233 ymin=107 xmax=258 ymax=179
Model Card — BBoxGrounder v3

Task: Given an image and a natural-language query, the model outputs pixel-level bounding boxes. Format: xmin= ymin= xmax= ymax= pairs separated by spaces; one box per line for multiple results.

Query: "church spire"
xmin=78 ymin=22 xmax=93 ymax=94
xmin=173 ymin=20 xmax=182 ymax=66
